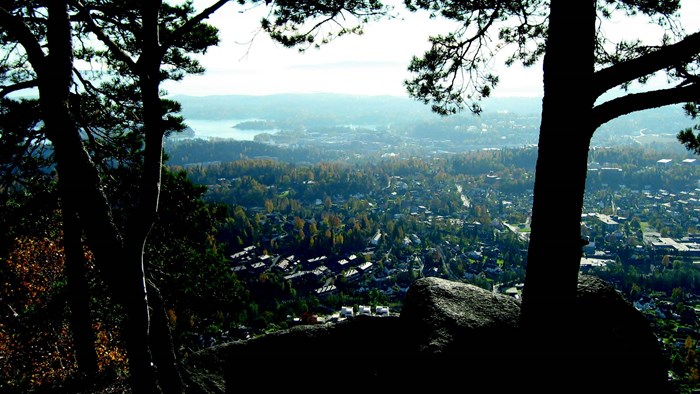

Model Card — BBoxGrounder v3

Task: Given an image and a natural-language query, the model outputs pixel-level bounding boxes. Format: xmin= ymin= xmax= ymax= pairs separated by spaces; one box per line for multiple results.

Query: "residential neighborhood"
xmin=203 ymin=148 xmax=700 ymax=382
xmin=169 ymin=104 xmax=700 ymax=390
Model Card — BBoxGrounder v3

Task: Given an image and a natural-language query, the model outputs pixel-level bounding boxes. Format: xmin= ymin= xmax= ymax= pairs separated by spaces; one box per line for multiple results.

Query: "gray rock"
xmin=182 ymin=275 xmax=672 ymax=394
xmin=400 ymin=276 xmax=521 ymax=353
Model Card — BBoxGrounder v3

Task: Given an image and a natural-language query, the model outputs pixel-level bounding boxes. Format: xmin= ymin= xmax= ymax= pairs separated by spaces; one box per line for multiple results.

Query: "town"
xmin=175 ymin=138 xmax=700 ymax=385
xmin=162 ymin=94 xmax=700 ymax=387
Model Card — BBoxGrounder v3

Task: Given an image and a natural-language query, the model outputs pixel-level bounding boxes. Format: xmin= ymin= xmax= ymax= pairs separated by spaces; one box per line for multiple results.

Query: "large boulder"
xmin=398 ymin=276 xmax=524 ymax=393
xmin=196 ymin=315 xmax=413 ymax=394
xmin=182 ymin=275 xmax=672 ymax=394
xmin=564 ymin=274 xmax=671 ymax=393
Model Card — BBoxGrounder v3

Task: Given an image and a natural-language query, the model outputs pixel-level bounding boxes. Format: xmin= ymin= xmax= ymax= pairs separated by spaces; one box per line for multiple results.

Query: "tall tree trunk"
xmin=520 ymin=0 xmax=596 ymax=328
xmin=62 ymin=201 xmax=98 ymax=383
xmin=130 ymin=69 xmax=183 ymax=394
xmin=518 ymin=1 xmax=596 ymax=390
xmin=117 ymin=238 xmax=158 ymax=393
xmin=40 ymin=2 xmax=96 ymax=384
xmin=125 ymin=3 xmax=183 ymax=392
xmin=148 ymin=280 xmax=183 ymax=394
xmin=41 ymin=2 xmax=161 ymax=393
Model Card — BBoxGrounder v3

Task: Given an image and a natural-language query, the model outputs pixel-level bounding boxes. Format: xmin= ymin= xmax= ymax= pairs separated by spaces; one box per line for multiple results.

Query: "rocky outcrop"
xmin=182 ymin=275 xmax=672 ymax=394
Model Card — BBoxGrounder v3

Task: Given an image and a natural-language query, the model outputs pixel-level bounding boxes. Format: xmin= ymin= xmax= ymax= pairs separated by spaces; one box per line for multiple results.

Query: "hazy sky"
xmin=163 ymin=1 xmax=700 ymax=99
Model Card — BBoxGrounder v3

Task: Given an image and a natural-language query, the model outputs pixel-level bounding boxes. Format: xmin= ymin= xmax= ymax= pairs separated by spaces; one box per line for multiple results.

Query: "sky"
xmin=163 ymin=0 xmax=540 ymax=98
xmin=162 ymin=0 xmax=700 ymax=99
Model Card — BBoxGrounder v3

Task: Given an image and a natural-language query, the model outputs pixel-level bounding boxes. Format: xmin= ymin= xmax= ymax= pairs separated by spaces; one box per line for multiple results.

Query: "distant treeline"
xmin=168 ymin=139 xmax=700 ymax=198
xmin=164 ymin=138 xmax=345 ymax=166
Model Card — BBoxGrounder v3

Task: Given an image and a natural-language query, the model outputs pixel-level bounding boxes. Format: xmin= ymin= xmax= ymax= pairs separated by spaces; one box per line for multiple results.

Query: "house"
xmin=504 ymin=287 xmax=520 ymax=299
xmin=304 ymin=255 xmax=327 ymax=270
xmin=315 ymin=285 xmax=338 ymax=297
xmin=274 ymin=255 xmax=295 ymax=272
xmin=595 ymin=213 xmax=620 ymax=231
xmin=312 ymin=266 xmax=331 ymax=280
xmin=332 ymin=258 xmax=351 ymax=272
xmin=467 ymin=249 xmax=482 ymax=260
xmin=230 ymin=265 xmax=248 ymax=275
xmin=580 ymin=257 xmax=613 ymax=272
xmin=230 ymin=250 xmax=248 ymax=260
xmin=357 ymin=262 xmax=373 ymax=274
xmin=375 ymin=306 xmax=390 ymax=316
xmin=340 ymin=306 xmax=354 ymax=318
xmin=249 ymin=262 xmax=267 ymax=274
xmin=370 ymin=230 xmax=382 ymax=245
xmin=257 ymin=254 xmax=271 ymax=266
xmin=410 ymin=234 xmax=422 ymax=245
xmin=344 ymin=268 xmax=361 ymax=282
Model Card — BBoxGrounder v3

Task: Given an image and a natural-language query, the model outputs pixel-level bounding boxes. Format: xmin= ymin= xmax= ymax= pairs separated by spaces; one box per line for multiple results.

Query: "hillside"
xmin=168 ymin=93 xmax=695 ymax=150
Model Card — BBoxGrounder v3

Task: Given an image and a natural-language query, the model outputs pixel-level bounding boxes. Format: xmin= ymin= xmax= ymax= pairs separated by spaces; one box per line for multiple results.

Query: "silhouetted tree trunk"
xmin=62 ymin=202 xmax=99 ymax=383
xmin=30 ymin=2 xmax=162 ymax=392
xmin=520 ymin=0 xmax=596 ymax=329
xmin=147 ymin=280 xmax=182 ymax=394
xmin=36 ymin=4 xmax=100 ymax=385
xmin=507 ymin=4 xmax=596 ymax=389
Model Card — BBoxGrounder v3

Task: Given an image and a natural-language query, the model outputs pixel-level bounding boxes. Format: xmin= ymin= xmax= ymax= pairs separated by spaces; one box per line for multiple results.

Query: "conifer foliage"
xmin=403 ymin=0 xmax=700 ymax=327
xmin=0 ymin=1 xmax=390 ymax=392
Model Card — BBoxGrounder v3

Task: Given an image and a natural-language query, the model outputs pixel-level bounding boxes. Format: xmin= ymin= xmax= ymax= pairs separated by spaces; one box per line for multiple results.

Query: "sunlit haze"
xmin=163 ymin=0 xmax=700 ymax=99
xmin=164 ymin=0 xmax=539 ymax=98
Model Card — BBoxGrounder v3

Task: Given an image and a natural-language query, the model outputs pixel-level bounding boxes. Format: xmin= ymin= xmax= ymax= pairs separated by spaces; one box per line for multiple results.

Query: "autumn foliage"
xmin=0 ymin=235 xmax=126 ymax=390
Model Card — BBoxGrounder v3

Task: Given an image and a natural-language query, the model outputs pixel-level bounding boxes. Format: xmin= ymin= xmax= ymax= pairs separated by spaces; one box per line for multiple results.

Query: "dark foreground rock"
xmin=182 ymin=275 xmax=672 ymax=394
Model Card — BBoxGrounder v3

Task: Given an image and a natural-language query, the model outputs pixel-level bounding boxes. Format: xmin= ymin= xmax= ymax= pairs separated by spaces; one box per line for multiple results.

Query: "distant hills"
xmin=168 ymin=93 xmax=696 ymax=145
xmin=169 ymin=93 xmax=544 ymax=121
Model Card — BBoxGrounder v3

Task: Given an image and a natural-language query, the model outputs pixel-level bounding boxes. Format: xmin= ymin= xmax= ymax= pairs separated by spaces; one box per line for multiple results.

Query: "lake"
xmin=182 ymin=119 xmax=277 ymax=141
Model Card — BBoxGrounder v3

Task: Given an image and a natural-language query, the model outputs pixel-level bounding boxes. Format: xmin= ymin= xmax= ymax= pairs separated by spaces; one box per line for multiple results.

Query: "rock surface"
xmin=182 ymin=275 xmax=672 ymax=394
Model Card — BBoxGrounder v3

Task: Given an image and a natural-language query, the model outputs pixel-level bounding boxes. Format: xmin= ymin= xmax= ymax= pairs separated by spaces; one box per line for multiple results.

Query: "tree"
xmin=0 ymin=99 xmax=56 ymax=256
xmin=73 ymin=2 xmax=229 ymax=391
xmin=1 ymin=1 xmax=228 ymax=391
xmin=0 ymin=3 xmax=105 ymax=386
xmin=519 ymin=0 xmax=594 ymax=328
xmin=2 ymin=1 xmax=389 ymax=391
xmin=403 ymin=0 xmax=700 ymax=328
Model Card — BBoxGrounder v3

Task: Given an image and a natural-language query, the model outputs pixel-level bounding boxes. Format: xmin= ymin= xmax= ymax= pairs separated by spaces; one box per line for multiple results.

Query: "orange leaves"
xmin=3 ymin=237 xmax=65 ymax=307
xmin=0 ymin=320 xmax=76 ymax=388
xmin=0 ymin=235 xmax=124 ymax=390
xmin=93 ymin=322 xmax=127 ymax=376
xmin=26 ymin=322 xmax=77 ymax=386
xmin=2 ymin=234 xmax=94 ymax=308
xmin=167 ymin=308 xmax=177 ymax=327
xmin=0 ymin=320 xmax=126 ymax=388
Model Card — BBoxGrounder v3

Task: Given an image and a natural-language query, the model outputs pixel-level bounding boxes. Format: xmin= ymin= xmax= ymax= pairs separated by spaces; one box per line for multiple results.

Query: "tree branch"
xmin=162 ymin=0 xmax=229 ymax=51
xmin=591 ymin=83 xmax=700 ymax=130
xmin=72 ymin=1 xmax=138 ymax=71
xmin=0 ymin=7 xmax=47 ymax=72
xmin=0 ymin=79 xmax=38 ymax=98
xmin=592 ymin=31 xmax=700 ymax=99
